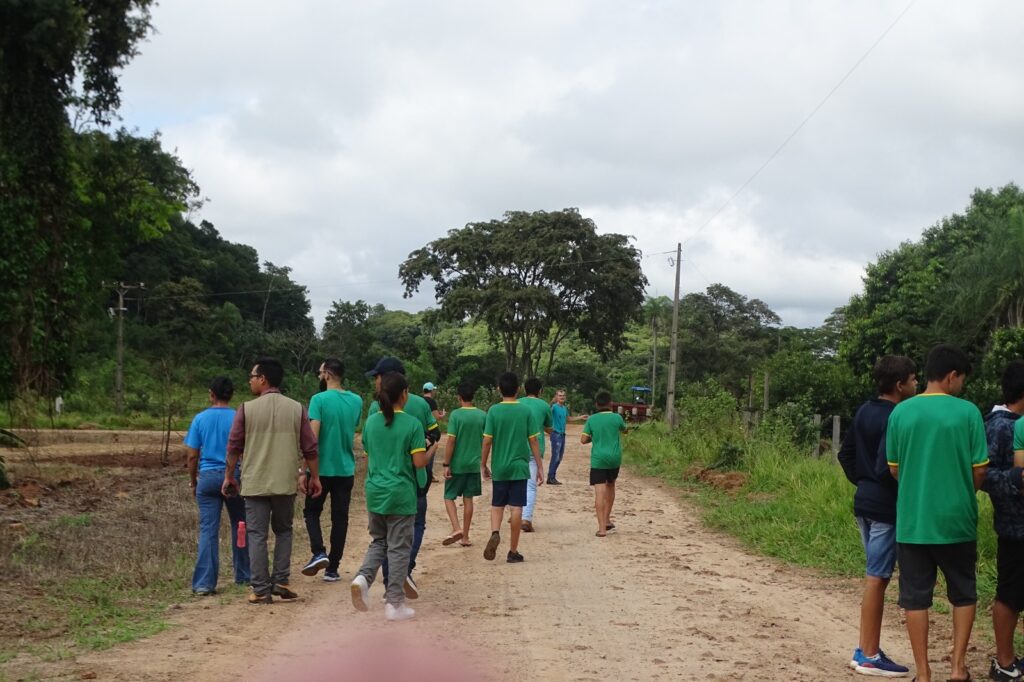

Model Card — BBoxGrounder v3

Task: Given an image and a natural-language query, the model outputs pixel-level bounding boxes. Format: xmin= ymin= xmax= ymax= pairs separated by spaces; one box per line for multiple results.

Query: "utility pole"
xmin=650 ymin=313 xmax=657 ymax=408
xmin=665 ymin=243 xmax=682 ymax=428
xmin=110 ymin=282 xmax=144 ymax=414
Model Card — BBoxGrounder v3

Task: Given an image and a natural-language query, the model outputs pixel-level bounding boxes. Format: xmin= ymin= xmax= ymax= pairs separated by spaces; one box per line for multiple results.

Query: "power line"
xmin=682 ymin=0 xmax=919 ymax=247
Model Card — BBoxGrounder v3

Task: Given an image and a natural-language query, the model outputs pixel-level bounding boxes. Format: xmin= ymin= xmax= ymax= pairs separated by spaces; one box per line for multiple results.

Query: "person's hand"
xmin=308 ymin=476 xmax=323 ymax=498
xmin=536 ymin=470 xmax=545 ymax=486
xmin=444 ymin=466 xmax=453 ymax=480
xmin=297 ymin=473 xmax=307 ymax=495
xmin=221 ymin=475 xmax=239 ymax=497
xmin=482 ymin=465 xmax=491 ymax=480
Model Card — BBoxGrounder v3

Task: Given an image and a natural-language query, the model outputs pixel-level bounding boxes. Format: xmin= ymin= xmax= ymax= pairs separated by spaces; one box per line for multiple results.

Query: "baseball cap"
xmin=366 ymin=357 xmax=406 ymax=377
xmin=423 ymin=382 xmax=436 ymax=392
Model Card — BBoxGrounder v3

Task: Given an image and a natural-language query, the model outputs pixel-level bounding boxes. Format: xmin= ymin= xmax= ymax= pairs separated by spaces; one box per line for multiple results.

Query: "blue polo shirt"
xmin=184 ymin=406 xmax=237 ymax=472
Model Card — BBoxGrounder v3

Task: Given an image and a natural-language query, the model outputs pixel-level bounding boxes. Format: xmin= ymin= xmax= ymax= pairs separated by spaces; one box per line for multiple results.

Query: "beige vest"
xmin=240 ymin=392 xmax=302 ymax=496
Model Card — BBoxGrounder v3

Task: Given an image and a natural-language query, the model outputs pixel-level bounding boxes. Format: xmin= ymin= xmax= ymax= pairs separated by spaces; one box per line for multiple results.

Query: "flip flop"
xmin=606 ymin=523 xmax=616 ymax=531
xmin=595 ymin=531 xmax=606 ymax=537
xmin=442 ymin=531 xmax=464 ymax=546
xmin=946 ymin=674 xmax=972 ymax=682
xmin=460 ymin=541 xmax=473 ymax=547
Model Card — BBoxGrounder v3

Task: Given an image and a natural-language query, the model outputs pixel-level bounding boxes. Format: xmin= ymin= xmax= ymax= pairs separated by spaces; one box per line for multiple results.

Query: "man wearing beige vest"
xmin=224 ymin=357 xmax=322 ymax=604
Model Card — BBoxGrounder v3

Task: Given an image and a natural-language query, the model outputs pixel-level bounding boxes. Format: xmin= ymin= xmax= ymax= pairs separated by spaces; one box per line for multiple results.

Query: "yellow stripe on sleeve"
xmin=973 ymin=460 xmax=990 ymax=468
xmin=410 ymin=448 xmax=426 ymax=455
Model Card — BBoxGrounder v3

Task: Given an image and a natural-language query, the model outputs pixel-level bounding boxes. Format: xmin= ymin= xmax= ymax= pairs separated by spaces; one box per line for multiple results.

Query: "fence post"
xmin=831 ymin=415 xmax=841 ymax=460
xmin=811 ymin=414 xmax=822 ymax=457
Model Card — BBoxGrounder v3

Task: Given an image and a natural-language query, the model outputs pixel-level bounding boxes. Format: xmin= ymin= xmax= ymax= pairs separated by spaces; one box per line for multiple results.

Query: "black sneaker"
xmin=991 ymin=658 xmax=1023 ymax=681
xmin=271 ymin=583 xmax=299 ymax=601
xmin=506 ymin=551 xmax=524 ymax=563
xmin=547 ymin=478 xmax=562 ymax=485
xmin=484 ymin=531 xmax=500 ymax=561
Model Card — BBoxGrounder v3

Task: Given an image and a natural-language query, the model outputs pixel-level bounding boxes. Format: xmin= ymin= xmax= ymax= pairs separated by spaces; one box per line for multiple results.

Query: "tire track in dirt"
xmin=57 ymin=424 xmax=911 ymax=681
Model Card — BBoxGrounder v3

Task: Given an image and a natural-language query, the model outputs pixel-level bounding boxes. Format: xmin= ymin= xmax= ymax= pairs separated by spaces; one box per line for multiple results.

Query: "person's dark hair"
xmin=322 ymin=357 xmax=345 ymax=381
xmin=595 ymin=390 xmax=612 ymax=408
xmin=254 ymin=357 xmax=284 ymax=388
xmin=457 ymin=380 xmax=476 ymax=402
xmin=210 ymin=376 xmax=234 ymax=402
xmin=872 ymin=355 xmax=916 ymax=395
xmin=1002 ymin=360 xmax=1024 ymax=405
xmin=497 ymin=372 xmax=519 ymax=398
xmin=923 ymin=344 xmax=972 ymax=382
xmin=377 ymin=372 xmax=409 ymax=426
xmin=524 ymin=377 xmax=542 ymax=396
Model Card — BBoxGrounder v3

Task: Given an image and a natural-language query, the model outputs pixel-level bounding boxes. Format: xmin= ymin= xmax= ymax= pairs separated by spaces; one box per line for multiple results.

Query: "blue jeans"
xmin=856 ymin=516 xmax=897 ymax=579
xmin=193 ymin=469 xmax=250 ymax=592
xmin=383 ymin=494 xmax=427 ymax=582
xmin=548 ymin=432 xmax=566 ymax=480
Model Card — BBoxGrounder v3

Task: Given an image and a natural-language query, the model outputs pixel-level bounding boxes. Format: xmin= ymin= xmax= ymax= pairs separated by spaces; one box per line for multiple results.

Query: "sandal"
xmin=595 ymin=531 xmax=606 ymax=537
xmin=459 ymin=540 xmax=473 ymax=547
xmin=442 ymin=531 xmax=464 ymax=546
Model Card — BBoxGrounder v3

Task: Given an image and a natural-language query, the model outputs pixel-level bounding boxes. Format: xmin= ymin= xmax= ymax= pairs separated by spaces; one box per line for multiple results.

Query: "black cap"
xmin=366 ymin=357 xmax=405 ymax=377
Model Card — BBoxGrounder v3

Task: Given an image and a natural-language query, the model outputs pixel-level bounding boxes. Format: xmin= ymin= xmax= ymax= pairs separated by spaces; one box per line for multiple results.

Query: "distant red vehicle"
xmin=609 ymin=386 xmax=653 ymax=422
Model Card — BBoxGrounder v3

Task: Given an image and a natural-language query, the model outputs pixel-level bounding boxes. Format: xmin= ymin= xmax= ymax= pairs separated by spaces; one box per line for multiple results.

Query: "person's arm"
xmin=299 ymin=409 xmax=322 ymax=498
xmin=888 ymin=464 xmax=898 ymax=480
xmin=581 ymin=419 xmax=592 ymax=444
xmin=443 ymin=434 xmax=456 ymax=479
xmin=530 ymin=435 xmax=543 ymax=485
xmin=186 ymin=447 xmax=200 ymax=494
xmin=222 ymin=406 xmax=245 ymax=495
xmin=836 ymin=426 xmax=857 ymax=485
xmin=481 ymin=436 xmax=493 ymax=479
xmin=970 ymin=411 xmax=990 ymax=491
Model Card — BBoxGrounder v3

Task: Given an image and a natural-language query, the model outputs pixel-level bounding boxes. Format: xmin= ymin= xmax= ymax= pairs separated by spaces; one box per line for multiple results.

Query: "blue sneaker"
xmin=850 ymin=648 xmax=864 ymax=670
xmin=854 ymin=649 xmax=909 ymax=677
xmin=322 ymin=569 xmax=340 ymax=582
xmin=301 ymin=552 xmax=329 ymax=576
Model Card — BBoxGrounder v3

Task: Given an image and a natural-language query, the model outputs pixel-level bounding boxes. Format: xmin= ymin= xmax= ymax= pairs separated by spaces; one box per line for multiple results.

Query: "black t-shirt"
xmin=424 ymin=395 xmax=439 ymax=412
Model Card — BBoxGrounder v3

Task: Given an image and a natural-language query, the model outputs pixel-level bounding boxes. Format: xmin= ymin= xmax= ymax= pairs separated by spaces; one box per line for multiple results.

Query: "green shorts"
xmin=444 ymin=472 xmax=482 ymax=500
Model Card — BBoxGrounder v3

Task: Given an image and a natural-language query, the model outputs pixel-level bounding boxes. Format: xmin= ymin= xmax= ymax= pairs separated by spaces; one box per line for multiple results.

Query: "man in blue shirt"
xmin=547 ymin=390 xmax=569 ymax=484
xmin=185 ymin=376 xmax=250 ymax=595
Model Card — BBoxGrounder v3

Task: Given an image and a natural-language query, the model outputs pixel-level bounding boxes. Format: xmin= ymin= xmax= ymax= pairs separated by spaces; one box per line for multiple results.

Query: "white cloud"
xmin=116 ymin=0 xmax=1024 ymax=327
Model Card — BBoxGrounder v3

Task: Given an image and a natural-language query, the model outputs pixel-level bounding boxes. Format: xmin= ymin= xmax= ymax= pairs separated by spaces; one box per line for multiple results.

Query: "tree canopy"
xmin=398 ymin=208 xmax=647 ymax=377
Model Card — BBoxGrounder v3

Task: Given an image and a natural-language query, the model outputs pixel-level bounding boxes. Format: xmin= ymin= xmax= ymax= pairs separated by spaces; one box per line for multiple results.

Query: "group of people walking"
xmin=839 ymin=343 xmax=1024 ymax=682
xmin=184 ymin=355 xmax=625 ymax=623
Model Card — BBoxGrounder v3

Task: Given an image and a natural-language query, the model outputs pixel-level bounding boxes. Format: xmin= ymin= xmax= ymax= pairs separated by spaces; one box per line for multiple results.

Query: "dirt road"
xmin=63 ymin=424 xmax=907 ymax=681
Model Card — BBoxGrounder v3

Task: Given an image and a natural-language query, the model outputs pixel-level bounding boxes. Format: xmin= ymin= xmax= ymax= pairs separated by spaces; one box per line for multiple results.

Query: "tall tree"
xmin=399 ymin=209 xmax=647 ymax=376
xmin=0 ymin=0 xmax=157 ymax=399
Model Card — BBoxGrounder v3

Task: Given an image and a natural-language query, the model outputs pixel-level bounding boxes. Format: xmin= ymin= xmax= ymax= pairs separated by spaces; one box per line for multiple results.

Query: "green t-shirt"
xmin=446 ymin=406 xmax=486 ymax=474
xmin=1011 ymin=417 xmax=1024 ymax=450
xmin=886 ymin=393 xmax=989 ymax=544
xmin=308 ymin=389 xmax=362 ymax=477
xmin=483 ymin=400 xmax=540 ymax=482
xmin=583 ymin=410 xmax=627 ymax=469
xmin=518 ymin=396 xmax=553 ymax=458
xmin=361 ymin=411 xmax=426 ymax=516
xmin=369 ymin=393 xmax=438 ymax=488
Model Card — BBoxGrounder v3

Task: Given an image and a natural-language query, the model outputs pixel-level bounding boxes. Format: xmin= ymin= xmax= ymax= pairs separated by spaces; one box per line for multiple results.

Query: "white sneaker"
xmin=350 ymin=575 xmax=369 ymax=612
xmin=384 ymin=602 xmax=415 ymax=622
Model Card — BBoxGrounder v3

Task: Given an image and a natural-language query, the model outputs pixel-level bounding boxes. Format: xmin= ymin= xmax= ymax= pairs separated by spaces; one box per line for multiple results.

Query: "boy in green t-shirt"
xmin=518 ymin=377 xmax=553 ymax=532
xmin=300 ymin=358 xmax=363 ymax=582
xmin=581 ymin=391 xmax=628 ymax=538
xmin=886 ymin=344 xmax=988 ymax=682
xmin=350 ymin=372 xmax=429 ymax=622
xmin=441 ymin=380 xmax=486 ymax=547
xmin=481 ymin=372 xmax=543 ymax=563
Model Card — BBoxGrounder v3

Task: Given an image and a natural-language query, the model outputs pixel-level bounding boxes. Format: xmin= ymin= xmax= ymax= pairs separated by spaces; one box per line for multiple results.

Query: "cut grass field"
xmin=623 ymin=421 xmax=999 ymax=616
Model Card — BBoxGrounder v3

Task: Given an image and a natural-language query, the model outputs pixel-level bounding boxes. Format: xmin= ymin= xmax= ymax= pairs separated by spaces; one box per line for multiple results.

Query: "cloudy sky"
xmin=116 ymin=1 xmax=1024 ymax=328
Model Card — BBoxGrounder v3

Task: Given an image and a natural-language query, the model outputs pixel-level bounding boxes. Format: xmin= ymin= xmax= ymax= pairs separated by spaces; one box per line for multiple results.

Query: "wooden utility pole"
xmin=111 ymin=282 xmax=144 ymax=414
xmin=650 ymin=313 xmax=657 ymax=408
xmin=665 ymin=243 xmax=682 ymax=428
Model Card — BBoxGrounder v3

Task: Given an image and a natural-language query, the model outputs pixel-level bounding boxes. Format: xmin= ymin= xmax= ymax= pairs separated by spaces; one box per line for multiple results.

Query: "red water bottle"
xmin=237 ymin=521 xmax=246 ymax=548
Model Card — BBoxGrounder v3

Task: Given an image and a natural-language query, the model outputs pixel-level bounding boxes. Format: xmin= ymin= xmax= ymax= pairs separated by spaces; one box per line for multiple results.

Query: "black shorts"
xmin=491 ymin=479 xmax=527 ymax=508
xmin=897 ymin=541 xmax=977 ymax=610
xmin=590 ymin=467 xmax=620 ymax=485
xmin=996 ymin=537 xmax=1024 ymax=612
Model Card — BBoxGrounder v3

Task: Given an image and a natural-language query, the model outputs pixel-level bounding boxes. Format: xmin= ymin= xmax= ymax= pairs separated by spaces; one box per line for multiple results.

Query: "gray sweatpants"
xmin=357 ymin=512 xmax=414 ymax=605
xmin=244 ymin=495 xmax=295 ymax=596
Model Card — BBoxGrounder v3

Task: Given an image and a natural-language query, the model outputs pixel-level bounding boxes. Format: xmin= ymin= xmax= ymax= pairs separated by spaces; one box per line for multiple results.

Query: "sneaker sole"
xmin=301 ymin=558 xmax=329 ymax=576
xmin=853 ymin=664 xmax=909 ymax=678
xmin=350 ymin=582 xmax=369 ymax=612
xmin=384 ymin=610 xmax=416 ymax=622
xmin=322 ymin=575 xmax=341 ymax=583
xmin=484 ymin=534 xmax=500 ymax=561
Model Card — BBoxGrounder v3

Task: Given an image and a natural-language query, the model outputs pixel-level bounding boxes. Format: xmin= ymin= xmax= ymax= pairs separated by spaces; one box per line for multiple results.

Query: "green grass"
xmin=624 ymin=421 xmax=1000 ymax=610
